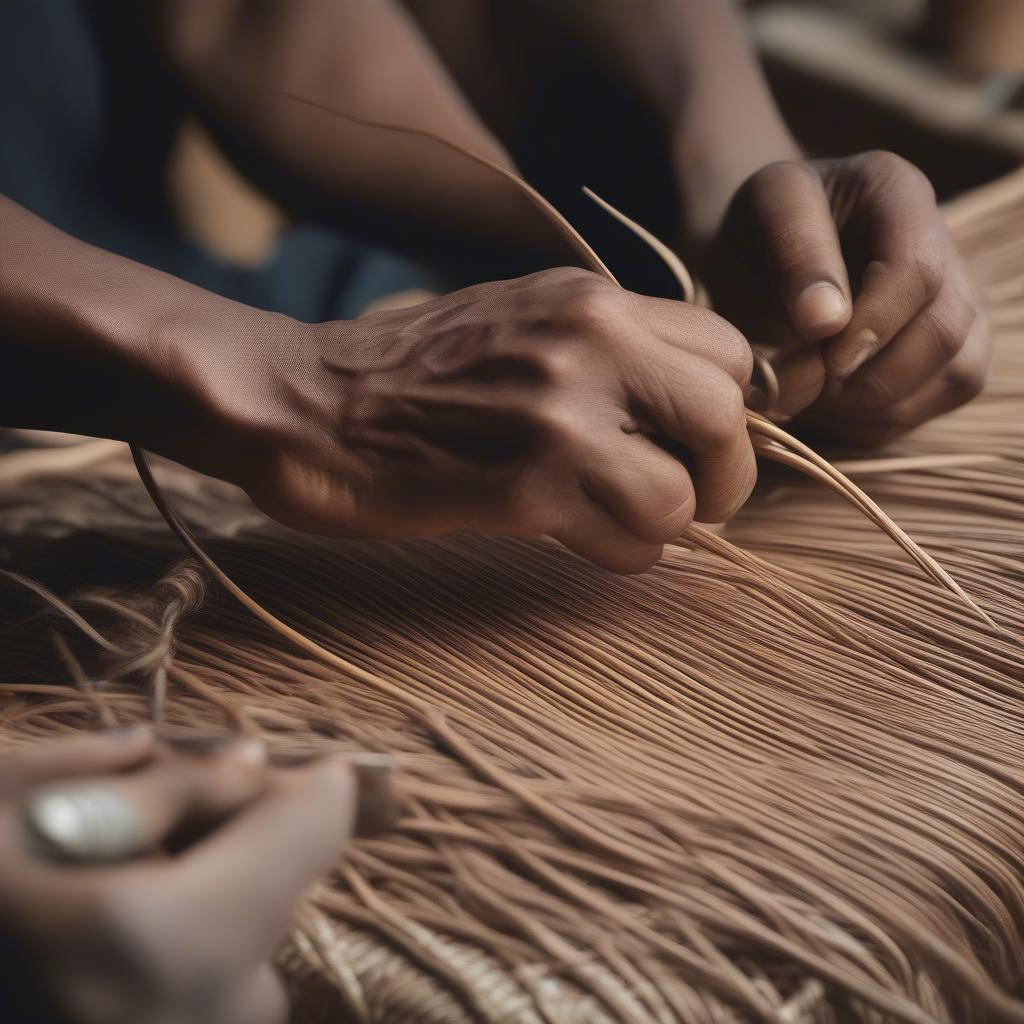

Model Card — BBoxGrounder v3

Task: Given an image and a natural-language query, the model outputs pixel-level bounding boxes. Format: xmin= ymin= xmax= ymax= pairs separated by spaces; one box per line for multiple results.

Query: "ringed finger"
xmin=18 ymin=739 xmax=268 ymax=864
xmin=170 ymin=755 xmax=359 ymax=966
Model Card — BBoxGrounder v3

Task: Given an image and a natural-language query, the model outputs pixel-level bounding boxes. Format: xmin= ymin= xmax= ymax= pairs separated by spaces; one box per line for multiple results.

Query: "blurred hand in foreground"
xmin=0 ymin=727 xmax=358 ymax=1024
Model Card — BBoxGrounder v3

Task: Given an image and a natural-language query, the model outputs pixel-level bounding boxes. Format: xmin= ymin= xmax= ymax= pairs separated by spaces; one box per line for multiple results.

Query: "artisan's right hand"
xmin=205 ymin=269 xmax=756 ymax=573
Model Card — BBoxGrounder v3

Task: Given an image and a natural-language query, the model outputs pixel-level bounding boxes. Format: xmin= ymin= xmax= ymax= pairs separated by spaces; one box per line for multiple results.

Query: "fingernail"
xmin=105 ymin=724 xmax=152 ymax=743
xmin=832 ymin=328 xmax=880 ymax=380
xmin=349 ymin=752 xmax=397 ymax=838
xmin=794 ymin=283 xmax=847 ymax=333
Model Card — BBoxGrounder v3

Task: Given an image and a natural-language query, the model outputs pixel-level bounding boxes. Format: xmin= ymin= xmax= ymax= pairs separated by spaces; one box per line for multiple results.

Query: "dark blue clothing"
xmin=0 ymin=0 xmax=428 ymax=322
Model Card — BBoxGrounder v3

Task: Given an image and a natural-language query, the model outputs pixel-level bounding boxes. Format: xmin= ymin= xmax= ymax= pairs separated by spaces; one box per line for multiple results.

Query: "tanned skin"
xmin=0 ymin=729 xmax=356 ymax=1024
xmin=408 ymin=0 xmax=991 ymax=444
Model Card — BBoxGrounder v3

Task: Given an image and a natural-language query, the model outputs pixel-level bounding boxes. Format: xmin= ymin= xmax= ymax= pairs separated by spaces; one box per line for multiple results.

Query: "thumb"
xmin=742 ymin=162 xmax=852 ymax=342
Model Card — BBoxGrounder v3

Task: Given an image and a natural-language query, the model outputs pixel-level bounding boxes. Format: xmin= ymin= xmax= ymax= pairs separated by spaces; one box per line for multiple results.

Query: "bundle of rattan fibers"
xmin=2 ymin=147 xmax=1024 ymax=1022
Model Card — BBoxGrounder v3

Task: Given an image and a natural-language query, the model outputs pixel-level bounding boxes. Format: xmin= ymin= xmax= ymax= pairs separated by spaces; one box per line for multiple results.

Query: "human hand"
xmin=203 ymin=268 xmax=757 ymax=573
xmin=0 ymin=728 xmax=362 ymax=1024
xmin=703 ymin=151 xmax=990 ymax=446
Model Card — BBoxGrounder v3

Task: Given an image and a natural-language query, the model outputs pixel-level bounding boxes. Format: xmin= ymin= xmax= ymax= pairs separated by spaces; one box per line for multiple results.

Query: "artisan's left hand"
xmin=704 ymin=151 xmax=991 ymax=446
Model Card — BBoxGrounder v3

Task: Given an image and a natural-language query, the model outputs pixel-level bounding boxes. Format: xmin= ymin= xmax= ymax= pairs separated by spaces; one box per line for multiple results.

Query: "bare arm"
xmin=519 ymin=0 xmax=799 ymax=249
xmin=151 ymin=0 xmax=564 ymax=275
xmin=0 ymin=193 xmax=757 ymax=569
xmin=0 ymin=195 xmax=247 ymax=470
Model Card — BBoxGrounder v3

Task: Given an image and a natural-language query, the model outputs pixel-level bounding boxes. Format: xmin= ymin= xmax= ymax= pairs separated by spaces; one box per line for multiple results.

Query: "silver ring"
xmin=23 ymin=785 xmax=147 ymax=863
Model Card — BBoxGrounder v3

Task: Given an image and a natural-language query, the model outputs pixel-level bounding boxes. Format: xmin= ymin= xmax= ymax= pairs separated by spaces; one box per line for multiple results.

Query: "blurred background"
xmin=170 ymin=0 xmax=1024 ymax=270
xmin=750 ymin=0 xmax=1024 ymax=198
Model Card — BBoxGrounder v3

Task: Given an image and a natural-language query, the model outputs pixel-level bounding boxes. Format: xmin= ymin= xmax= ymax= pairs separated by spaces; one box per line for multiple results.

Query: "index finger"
xmin=628 ymin=348 xmax=757 ymax=524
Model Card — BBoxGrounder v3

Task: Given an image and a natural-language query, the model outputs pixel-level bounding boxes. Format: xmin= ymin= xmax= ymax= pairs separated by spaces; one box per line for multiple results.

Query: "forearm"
xmin=152 ymin=0 xmax=564 ymax=274
xmin=664 ymin=1 xmax=800 ymax=246
xmin=533 ymin=0 xmax=799 ymax=249
xmin=0 ymin=196 xmax=260 ymax=471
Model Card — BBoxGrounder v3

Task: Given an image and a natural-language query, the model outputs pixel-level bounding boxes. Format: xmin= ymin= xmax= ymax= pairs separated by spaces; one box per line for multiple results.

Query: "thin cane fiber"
xmin=1 ymin=146 xmax=1023 ymax=1022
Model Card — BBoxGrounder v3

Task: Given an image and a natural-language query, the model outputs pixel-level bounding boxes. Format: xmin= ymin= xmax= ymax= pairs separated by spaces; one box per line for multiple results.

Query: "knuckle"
xmin=913 ymin=244 xmax=946 ymax=301
xmin=859 ymin=259 xmax=889 ymax=292
xmin=924 ymin=294 xmax=975 ymax=363
xmin=199 ymin=754 xmax=266 ymax=806
xmin=528 ymin=344 xmax=584 ymax=387
xmin=561 ymin=282 xmax=628 ymax=334
xmin=862 ymin=149 xmax=907 ymax=175
xmin=748 ymin=158 xmax=814 ymax=193
xmin=861 ymin=150 xmax=939 ymax=224
xmin=931 ymin=319 xmax=966 ymax=363
xmin=684 ymin=307 xmax=753 ymax=384
xmin=865 ymin=149 xmax=932 ymax=191
xmin=536 ymin=266 xmax=594 ymax=288
xmin=906 ymin=163 xmax=938 ymax=203
xmin=717 ymin=323 xmax=754 ymax=385
xmin=703 ymin=382 xmax=747 ymax=447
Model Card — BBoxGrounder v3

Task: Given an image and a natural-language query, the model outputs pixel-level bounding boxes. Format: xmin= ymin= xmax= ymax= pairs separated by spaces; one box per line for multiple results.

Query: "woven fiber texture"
xmin=1 ymin=169 xmax=1024 ymax=1022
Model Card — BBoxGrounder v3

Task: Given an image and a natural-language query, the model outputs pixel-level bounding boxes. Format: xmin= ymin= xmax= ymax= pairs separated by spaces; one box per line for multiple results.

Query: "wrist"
xmin=672 ymin=114 xmax=801 ymax=262
xmin=137 ymin=304 xmax=317 ymax=484
xmin=0 ymin=201 xmax=258 ymax=472
xmin=0 ymin=289 xmax=215 ymax=460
